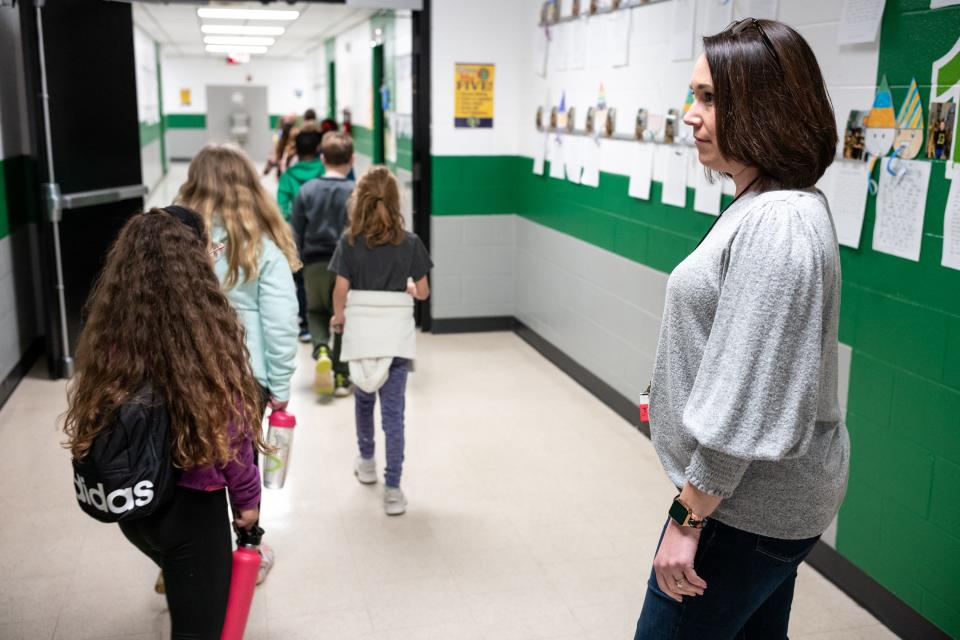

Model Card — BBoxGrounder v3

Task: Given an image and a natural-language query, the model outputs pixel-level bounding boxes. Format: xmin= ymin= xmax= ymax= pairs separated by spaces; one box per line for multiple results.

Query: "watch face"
xmin=669 ymin=499 xmax=688 ymax=526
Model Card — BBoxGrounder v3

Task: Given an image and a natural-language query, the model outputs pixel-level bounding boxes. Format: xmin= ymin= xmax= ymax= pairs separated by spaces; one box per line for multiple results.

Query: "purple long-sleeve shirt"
xmin=179 ymin=434 xmax=261 ymax=512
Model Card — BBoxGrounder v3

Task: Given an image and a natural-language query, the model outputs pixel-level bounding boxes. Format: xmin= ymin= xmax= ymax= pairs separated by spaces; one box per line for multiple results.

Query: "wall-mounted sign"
xmin=454 ymin=63 xmax=495 ymax=129
xmin=179 ymin=88 xmax=191 ymax=106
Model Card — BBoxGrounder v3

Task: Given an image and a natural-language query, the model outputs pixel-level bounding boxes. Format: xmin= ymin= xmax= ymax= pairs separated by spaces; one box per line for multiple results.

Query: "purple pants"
xmin=355 ymin=358 xmax=409 ymax=488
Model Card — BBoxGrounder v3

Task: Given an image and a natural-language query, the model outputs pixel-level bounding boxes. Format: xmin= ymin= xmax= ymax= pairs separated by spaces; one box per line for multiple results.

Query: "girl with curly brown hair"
xmin=64 ymin=207 xmax=268 ymax=639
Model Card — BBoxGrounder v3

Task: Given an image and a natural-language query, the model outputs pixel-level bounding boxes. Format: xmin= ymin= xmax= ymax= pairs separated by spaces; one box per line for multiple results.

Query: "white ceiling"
xmin=133 ymin=2 xmax=376 ymax=59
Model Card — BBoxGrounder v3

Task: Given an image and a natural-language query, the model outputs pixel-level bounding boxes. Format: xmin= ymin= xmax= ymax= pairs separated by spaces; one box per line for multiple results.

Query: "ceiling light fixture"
xmin=196 ymin=8 xmax=299 ymax=21
xmin=201 ymin=25 xmax=286 ymax=36
xmin=203 ymin=36 xmax=276 ymax=46
xmin=205 ymin=44 xmax=269 ymax=54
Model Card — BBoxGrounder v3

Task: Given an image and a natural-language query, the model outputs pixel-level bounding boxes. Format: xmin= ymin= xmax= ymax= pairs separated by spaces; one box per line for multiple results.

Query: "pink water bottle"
xmin=221 ymin=525 xmax=263 ymax=640
xmin=263 ymin=409 xmax=296 ymax=489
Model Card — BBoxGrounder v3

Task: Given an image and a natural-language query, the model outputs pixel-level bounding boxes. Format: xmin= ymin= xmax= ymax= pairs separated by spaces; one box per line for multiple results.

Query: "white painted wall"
xmin=306 ymin=45 xmax=330 ymax=119
xmin=430 ymin=0 xmax=525 ymax=155
xmin=134 ymin=26 xmax=164 ymax=192
xmin=161 ymin=55 xmax=310 ymax=116
xmin=517 ymin=0 xmax=880 ymax=174
xmin=335 ymin=21 xmax=374 ymax=128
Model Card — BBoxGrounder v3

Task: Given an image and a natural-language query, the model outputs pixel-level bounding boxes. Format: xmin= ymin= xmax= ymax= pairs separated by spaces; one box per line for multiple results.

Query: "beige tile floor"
xmin=0 ymin=331 xmax=897 ymax=640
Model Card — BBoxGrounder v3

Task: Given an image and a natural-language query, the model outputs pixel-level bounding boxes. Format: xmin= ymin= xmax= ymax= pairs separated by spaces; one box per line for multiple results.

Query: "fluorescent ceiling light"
xmin=201 ymin=25 xmax=286 ymax=36
xmin=205 ymin=44 xmax=268 ymax=54
xmin=196 ymin=8 xmax=299 ymax=21
xmin=203 ymin=36 xmax=276 ymax=46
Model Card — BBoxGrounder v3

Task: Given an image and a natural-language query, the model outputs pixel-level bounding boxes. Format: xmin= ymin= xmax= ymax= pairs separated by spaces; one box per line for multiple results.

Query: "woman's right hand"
xmin=235 ymin=507 xmax=260 ymax=530
xmin=331 ymin=316 xmax=345 ymax=333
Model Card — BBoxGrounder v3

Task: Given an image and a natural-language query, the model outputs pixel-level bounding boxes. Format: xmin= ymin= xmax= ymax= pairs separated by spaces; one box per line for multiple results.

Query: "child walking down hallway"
xmin=328 ymin=166 xmax=432 ymax=515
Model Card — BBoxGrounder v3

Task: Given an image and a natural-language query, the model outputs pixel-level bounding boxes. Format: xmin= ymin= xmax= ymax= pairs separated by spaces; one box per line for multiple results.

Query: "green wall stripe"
xmin=166 ymin=113 xmax=293 ymax=131
xmin=165 ymin=113 xmax=206 ymax=129
xmin=139 ymin=121 xmax=163 ymax=148
xmin=351 ymin=124 xmax=374 ymax=158
xmin=0 ymin=156 xmax=40 ymax=241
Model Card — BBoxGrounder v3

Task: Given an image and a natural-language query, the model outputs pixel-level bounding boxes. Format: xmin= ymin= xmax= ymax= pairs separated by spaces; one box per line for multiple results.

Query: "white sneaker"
xmin=384 ymin=487 xmax=407 ymax=516
xmin=354 ymin=456 xmax=377 ymax=484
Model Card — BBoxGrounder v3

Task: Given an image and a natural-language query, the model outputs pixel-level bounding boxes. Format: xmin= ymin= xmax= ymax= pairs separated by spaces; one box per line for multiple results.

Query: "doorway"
xmin=372 ymin=43 xmax=386 ymax=165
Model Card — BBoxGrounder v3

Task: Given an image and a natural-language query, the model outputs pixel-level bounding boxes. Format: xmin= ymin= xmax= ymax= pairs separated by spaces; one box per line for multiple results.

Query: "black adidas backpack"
xmin=72 ymin=383 xmax=179 ymax=523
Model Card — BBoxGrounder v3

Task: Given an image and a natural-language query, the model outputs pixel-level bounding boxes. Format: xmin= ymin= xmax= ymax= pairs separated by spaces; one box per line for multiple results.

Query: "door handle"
xmin=44 ymin=182 xmax=148 ymax=223
xmin=59 ymin=184 xmax=148 ymax=210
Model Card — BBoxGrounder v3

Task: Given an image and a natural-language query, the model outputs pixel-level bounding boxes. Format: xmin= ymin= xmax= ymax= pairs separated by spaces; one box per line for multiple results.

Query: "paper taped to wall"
xmin=533 ymin=133 xmax=548 ymax=176
xmin=822 ymin=161 xmax=870 ymax=249
xmin=565 ymin=135 xmax=583 ymax=184
xmin=838 ymin=0 xmax=886 ymax=45
xmin=942 ymin=177 xmax=960 ymax=270
xmin=872 ymin=158 xmax=931 ymax=261
xmin=628 ymin=144 xmax=655 ymax=200
xmin=662 ymin=147 xmax=689 ymax=208
xmin=549 ymin=136 xmax=566 ymax=180
xmin=581 ymin=138 xmax=602 ymax=187
xmin=693 ymin=167 xmax=722 ymax=216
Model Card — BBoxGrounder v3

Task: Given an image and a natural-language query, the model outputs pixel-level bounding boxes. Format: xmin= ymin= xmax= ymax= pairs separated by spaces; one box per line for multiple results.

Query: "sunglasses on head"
xmin=728 ymin=18 xmax=781 ymax=68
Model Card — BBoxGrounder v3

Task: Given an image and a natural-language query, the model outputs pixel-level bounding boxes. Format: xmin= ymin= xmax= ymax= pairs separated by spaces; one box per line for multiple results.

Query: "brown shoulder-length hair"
xmin=346 ymin=166 xmax=405 ymax=248
xmin=63 ymin=208 xmax=268 ymax=469
xmin=704 ymin=19 xmax=837 ymax=190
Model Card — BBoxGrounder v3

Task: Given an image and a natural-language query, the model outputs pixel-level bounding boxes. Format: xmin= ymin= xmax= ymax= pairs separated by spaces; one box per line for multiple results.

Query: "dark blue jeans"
xmin=634 ymin=519 xmax=819 ymax=640
xmin=355 ymin=358 xmax=409 ymax=488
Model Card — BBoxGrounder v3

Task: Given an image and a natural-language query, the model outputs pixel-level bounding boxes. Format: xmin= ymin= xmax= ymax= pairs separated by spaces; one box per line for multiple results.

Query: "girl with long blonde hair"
xmin=177 ymin=143 xmax=301 ymax=406
xmin=64 ymin=207 xmax=265 ymax=638
xmin=177 ymin=143 xmax=301 ymax=582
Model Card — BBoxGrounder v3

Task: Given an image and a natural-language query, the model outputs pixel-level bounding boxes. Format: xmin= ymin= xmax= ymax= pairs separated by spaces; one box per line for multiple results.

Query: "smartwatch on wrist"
xmin=669 ymin=494 xmax=707 ymax=529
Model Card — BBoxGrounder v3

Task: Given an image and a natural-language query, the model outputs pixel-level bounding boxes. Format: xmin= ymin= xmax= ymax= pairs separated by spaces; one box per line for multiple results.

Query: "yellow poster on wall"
xmin=454 ymin=63 xmax=495 ymax=128
xmin=180 ymin=88 xmax=192 ymax=107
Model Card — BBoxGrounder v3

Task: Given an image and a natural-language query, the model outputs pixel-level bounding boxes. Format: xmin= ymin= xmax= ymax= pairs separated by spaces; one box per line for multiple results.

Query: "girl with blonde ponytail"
xmin=328 ymin=166 xmax=433 ymax=515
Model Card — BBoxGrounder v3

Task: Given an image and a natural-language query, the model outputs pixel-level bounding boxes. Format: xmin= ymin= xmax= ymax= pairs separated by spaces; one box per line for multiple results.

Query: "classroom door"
xmin=19 ymin=0 xmax=145 ymax=378
xmin=372 ymin=44 xmax=386 ymax=165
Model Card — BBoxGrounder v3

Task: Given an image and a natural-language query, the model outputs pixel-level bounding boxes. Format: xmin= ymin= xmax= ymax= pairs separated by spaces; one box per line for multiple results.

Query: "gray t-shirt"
xmin=328 ymin=231 xmax=432 ymax=291
xmin=649 ymin=188 xmax=849 ymax=540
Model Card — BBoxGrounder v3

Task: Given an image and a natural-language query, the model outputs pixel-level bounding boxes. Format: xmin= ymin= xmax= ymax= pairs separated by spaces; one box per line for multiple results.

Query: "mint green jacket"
xmin=212 ymin=224 xmax=299 ymax=401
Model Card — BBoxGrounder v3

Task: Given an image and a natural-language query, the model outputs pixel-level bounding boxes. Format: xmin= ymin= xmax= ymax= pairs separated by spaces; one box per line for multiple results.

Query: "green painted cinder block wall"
xmin=430 ymin=2 xmax=960 ymax=635
xmin=0 ymin=156 xmax=40 ymax=242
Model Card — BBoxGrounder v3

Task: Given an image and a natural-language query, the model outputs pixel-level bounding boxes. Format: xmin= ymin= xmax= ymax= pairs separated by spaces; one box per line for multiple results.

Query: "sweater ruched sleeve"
xmin=682 ymin=202 xmax=825 ymax=498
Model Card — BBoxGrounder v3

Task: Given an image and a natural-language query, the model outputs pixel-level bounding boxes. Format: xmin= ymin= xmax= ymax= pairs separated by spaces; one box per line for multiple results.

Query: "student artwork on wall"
xmin=893 ymin=77 xmax=925 ymax=159
xmin=927 ymin=102 xmax=956 ymax=160
xmin=864 ymin=76 xmax=896 ymax=157
xmin=930 ymin=35 xmax=960 ymax=175
xmin=843 ymin=110 xmax=868 ymax=160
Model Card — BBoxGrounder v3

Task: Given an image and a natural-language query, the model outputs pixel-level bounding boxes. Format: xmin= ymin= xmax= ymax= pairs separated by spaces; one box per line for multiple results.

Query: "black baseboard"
xmin=435 ymin=316 xmax=945 ymax=640
xmin=0 ymin=338 xmax=44 ymax=412
xmin=513 ymin=320 xmax=648 ymax=437
xmin=806 ymin=541 xmax=950 ymax=639
xmin=430 ymin=316 xmax=515 ymax=334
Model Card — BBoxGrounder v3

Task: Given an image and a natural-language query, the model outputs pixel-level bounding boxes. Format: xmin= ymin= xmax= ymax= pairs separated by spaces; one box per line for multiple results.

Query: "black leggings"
xmin=119 ymin=487 xmax=233 ymax=640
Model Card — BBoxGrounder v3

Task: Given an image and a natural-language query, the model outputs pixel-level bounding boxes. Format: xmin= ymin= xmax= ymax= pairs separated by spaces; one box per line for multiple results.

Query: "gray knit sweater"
xmin=649 ymin=188 xmax=849 ymax=540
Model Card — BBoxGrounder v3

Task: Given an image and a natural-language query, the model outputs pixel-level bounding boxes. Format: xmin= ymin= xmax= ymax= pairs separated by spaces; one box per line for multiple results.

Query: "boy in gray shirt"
xmin=290 ymin=132 xmax=355 ymax=397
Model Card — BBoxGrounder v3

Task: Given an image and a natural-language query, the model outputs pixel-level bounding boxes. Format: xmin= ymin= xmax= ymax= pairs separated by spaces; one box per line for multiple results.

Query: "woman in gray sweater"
xmin=634 ymin=19 xmax=849 ymax=639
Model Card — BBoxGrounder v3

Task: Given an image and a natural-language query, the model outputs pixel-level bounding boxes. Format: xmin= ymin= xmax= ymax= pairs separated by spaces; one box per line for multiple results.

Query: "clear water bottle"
xmin=263 ymin=409 xmax=296 ymax=489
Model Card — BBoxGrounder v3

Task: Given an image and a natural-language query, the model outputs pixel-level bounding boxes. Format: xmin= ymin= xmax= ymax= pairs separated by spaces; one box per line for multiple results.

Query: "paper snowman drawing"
xmin=864 ymin=76 xmax=896 ymax=157
xmin=893 ymin=77 xmax=925 ymax=159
